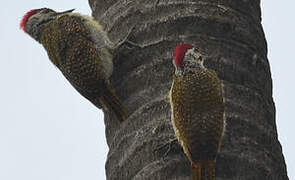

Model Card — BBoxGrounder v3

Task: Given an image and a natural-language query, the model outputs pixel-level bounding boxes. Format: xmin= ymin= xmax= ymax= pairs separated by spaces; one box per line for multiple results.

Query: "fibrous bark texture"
xmin=88 ymin=0 xmax=289 ymax=179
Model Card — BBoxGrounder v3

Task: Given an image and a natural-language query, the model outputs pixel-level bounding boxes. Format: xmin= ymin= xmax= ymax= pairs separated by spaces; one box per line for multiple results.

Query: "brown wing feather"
xmin=171 ymin=69 xmax=224 ymax=163
xmin=39 ymin=15 xmax=128 ymax=121
xmin=40 ymin=15 xmax=107 ymax=102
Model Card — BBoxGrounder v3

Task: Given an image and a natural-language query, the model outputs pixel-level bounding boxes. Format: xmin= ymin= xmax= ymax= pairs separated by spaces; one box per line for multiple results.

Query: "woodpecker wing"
xmin=170 ymin=69 xmax=224 ymax=163
xmin=39 ymin=14 xmax=112 ymax=99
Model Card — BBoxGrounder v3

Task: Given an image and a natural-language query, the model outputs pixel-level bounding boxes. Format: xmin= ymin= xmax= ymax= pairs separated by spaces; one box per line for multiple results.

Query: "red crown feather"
xmin=20 ymin=9 xmax=38 ymax=32
xmin=173 ymin=43 xmax=194 ymax=67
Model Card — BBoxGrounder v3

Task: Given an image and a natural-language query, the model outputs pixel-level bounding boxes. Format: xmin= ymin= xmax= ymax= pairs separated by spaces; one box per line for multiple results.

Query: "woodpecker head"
xmin=20 ymin=8 xmax=75 ymax=42
xmin=173 ymin=43 xmax=204 ymax=75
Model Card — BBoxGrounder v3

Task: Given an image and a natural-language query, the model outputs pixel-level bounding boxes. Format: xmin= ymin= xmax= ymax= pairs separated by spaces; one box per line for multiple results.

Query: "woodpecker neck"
xmin=27 ymin=21 xmax=53 ymax=43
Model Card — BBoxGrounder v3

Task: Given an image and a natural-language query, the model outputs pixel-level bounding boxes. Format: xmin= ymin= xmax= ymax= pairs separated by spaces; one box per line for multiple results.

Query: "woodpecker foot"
xmin=154 ymin=138 xmax=178 ymax=158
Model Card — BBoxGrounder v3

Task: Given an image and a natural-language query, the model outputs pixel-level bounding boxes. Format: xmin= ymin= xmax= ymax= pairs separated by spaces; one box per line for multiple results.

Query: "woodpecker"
xmin=169 ymin=43 xmax=225 ymax=180
xmin=20 ymin=8 xmax=128 ymax=122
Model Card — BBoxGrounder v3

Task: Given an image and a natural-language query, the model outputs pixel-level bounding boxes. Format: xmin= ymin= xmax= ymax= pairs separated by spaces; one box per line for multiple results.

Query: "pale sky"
xmin=0 ymin=1 xmax=294 ymax=180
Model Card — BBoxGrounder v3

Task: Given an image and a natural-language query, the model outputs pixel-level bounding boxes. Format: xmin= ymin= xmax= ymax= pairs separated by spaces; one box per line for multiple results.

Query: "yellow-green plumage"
xmin=169 ymin=68 xmax=224 ymax=180
xmin=39 ymin=14 xmax=127 ymax=122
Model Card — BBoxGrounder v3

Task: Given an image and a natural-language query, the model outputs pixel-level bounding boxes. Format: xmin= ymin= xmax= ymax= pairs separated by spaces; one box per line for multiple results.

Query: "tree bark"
xmin=88 ymin=0 xmax=289 ymax=179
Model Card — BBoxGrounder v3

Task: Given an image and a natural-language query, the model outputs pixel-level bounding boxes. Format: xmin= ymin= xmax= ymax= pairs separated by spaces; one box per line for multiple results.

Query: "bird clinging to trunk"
xmin=169 ymin=43 xmax=225 ymax=180
xmin=20 ymin=8 xmax=128 ymax=122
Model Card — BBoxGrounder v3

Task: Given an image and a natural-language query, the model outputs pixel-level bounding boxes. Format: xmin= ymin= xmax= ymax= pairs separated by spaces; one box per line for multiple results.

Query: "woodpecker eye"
xmin=41 ymin=9 xmax=51 ymax=14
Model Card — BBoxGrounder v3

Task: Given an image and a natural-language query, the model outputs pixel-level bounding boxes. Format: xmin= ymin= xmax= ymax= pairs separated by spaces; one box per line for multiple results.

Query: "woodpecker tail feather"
xmin=101 ymin=85 xmax=128 ymax=122
xmin=191 ymin=163 xmax=201 ymax=180
xmin=203 ymin=160 xmax=215 ymax=180
xmin=191 ymin=160 xmax=215 ymax=180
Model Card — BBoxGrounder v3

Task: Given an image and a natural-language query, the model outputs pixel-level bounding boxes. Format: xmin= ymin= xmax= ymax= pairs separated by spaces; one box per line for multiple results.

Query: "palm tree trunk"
xmin=88 ymin=0 xmax=289 ymax=179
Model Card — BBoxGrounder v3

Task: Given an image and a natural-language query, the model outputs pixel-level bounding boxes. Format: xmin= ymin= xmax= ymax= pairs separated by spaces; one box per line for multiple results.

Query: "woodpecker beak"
xmin=55 ymin=9 xmax=75 ymax=15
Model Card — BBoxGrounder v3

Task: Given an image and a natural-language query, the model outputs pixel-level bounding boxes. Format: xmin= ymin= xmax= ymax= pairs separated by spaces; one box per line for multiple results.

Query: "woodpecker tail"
xmin=191 ymin=163 xmax=201 ymax=180
xmin=100 ymin=85 xmax=128 ymax=122
xmin=191 ymin=160 xmax=215 ymax=180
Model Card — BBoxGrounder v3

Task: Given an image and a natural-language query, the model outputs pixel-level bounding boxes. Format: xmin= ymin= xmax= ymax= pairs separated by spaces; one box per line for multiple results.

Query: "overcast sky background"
xmin=0 ymin=1 xmax=293 ymax=180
